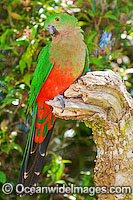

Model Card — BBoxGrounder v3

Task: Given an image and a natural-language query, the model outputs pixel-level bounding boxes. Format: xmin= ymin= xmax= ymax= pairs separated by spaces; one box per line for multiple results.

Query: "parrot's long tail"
xmin=19 ymin=102 xmax=56 ymax=186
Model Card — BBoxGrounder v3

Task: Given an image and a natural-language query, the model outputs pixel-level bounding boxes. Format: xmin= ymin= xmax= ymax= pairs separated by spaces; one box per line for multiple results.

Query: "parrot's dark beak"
xmin=46 ymin=25 xmax=59 ymax=36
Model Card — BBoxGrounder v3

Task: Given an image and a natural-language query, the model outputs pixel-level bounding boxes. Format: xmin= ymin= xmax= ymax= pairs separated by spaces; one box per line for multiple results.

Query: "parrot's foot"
xmin=74 ymin=76 xmax=83 ymax=84
xmin=55 ymin=95 xmax=65 ymax=113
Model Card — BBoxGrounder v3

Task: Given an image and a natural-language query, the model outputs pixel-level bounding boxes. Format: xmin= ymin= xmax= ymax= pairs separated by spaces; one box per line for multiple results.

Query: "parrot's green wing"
xmin=82 ymin=46 xmax=89 ymax=75
xmin=27 ymin=44 xmax=54 ymax=114
xmin=19 ymin=45 xmax=54 ymax=185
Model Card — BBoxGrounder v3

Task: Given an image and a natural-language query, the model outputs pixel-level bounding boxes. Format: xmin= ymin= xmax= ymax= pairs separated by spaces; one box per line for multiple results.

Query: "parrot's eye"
xmin=55 ymin=17 xmax=60 ymax=22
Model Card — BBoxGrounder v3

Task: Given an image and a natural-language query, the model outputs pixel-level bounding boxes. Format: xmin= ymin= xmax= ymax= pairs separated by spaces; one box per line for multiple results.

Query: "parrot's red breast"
xmin=35 ymin=61 xmax=83 ymax=143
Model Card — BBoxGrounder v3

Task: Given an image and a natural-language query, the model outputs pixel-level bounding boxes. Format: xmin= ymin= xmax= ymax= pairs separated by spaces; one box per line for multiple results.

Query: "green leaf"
xmin=31 ymin=27 xmax=38 ymax=40
xmin=56 ymin=180 xmax=66 ymax=184
xmin=19 ymin=108 xmax=26 ymax=121
xmin=76 ymin=0 xmax=83 ymax=5
xmin=2 ymin=143 xmax=22 ymax=154
xmin=0 ymin=87 xmax=7 ymax=93
xmin=23 ymin=73 xmax=33 ymax=87
xmin=56 ymin=163 xmax=64 ymax=179
xmin=8 ymin=88 xmax=18 ymax=95
xmin=90 ymin=57 xmax=104 ymax=69
xmin=91 ymin=0 xmax=96 ymax=13
xmin=63 ymin=160 xmax=72 ymax=164
xmin=8 ymin=10 xmax=23 ymax=20
xmin=105 ymin=25 xmax=115 ymax=33
xmin=88 ymin=9 xmax=95 ymax=17
xmin=111 ymin=52 xmax=122 ymax=59
xmin=2 ymin=97 xmax=17 ymax=106
xmin=42 ymin=163 xmax=51 ymax=174
xmin=19 ymin=44 xmax=33 ymax=74
xmin=1 ymin=145 xmax=11 ymax=154
xmin=10 ymin=143 xmax=23 ymax=153
xmin=0 ymin=29 xmax=14 ymax=45
xmin=126 ymin=3 xmax=133 ymax=7
xmin=0 ymin=171 xmax=6 ymax=183
xmin=49 ymin=151 xmax=58 ymax=159
xmin=19 ymin=55 xmax=27 ymax=74
xmin=87 ymin=31 xmax=97 ymax=43
xmin=78 ymin=21 xmax=89 ymax=27
xmin=5 ymin=76 xmax=14 ymax=82
xmin=103 ymin=11 xmax=119 ymax=22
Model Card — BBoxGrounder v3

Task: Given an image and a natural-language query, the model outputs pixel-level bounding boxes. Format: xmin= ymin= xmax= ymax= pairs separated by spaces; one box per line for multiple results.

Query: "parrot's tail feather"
xmin=18 ymin=106 xmax=37 ymax=185
xmin=18 ymin=102 xmax=56 ymax=187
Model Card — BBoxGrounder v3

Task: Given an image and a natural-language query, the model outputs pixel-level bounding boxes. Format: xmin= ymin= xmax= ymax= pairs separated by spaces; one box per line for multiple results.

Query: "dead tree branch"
xmin=46 ymin=70 xmax=133 ymax=200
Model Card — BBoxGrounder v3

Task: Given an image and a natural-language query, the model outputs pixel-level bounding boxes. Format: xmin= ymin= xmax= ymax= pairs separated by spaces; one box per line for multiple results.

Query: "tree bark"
xmin=46 ymin=70 xmax=133 ymax=200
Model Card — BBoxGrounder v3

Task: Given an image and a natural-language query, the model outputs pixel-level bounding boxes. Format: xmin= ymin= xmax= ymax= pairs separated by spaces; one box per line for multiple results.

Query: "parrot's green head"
xmin=44 ymin=13 xmax=78 ymax=36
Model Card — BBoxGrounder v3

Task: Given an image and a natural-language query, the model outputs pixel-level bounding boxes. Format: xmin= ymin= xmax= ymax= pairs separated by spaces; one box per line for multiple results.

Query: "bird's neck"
xmin=49 ymin=26 xmax=86 ymax=68
xmin=52 ymin=26 xmax=84 ymax=42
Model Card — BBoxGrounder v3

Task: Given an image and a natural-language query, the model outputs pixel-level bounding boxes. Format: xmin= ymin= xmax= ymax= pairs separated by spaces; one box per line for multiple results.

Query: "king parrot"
xmin=19 ymin=13 xmax=89 ymax=186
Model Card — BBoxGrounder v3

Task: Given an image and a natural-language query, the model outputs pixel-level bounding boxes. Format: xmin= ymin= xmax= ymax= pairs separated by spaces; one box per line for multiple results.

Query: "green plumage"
xmin=82 ymin=47 xmax=89 ymax=75
xmin=19 ymin=13 xmax=89 ymax=187
xmin=27 ymin=45 xmax=54 ymax=113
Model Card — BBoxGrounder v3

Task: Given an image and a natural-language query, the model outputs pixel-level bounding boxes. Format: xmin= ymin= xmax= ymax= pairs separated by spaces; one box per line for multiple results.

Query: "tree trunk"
xmin=46 ymin=70 xmax=133 ymax=200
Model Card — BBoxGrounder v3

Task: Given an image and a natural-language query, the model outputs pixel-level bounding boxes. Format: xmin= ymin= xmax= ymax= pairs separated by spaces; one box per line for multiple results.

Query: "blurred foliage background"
xmin=0 ymin=0 xmax=132 ymax=199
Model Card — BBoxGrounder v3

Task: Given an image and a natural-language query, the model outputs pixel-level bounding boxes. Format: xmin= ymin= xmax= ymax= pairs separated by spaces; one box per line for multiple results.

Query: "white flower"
xmin=72 ymin=8 xmax=80 ymax=12
xmin=34 ymin=24 xmax=38 ymax=28
xmin=19 ymin=84 xmax=25 ymax=89
xmin=64 ymin=129 xmax=75 ymax=138
xmin=67 ymin=0 xmax=73 ymax=5
xmin=66 ymin=9 xmax=73 ymax=14
xmin=12 ymin=99 xmax=19 ymax=106
xmin=109 ymin=55 xmax=112 ymax=60
xmin=117 ymin=58 xmax=122 ymax=64
xmin=126 ymin=68 xmax=133 ymax=73
xmin=122 ymin=56 xmax=130 ymax=64
xmin=121 ymin=33 xmax=127 ymax=39
xmin=40 ymin=14 xmax=47 ymax=19
xmin=47 ymin=7 xmax=54 ymax=10
xmin=126 ymin=20 xmax=132 ymax=24
xmin=39 ymin=8 xmax=44 ymax=14
xmin=31 ymin=40 xmax=35 ymax=44
xmin=40 ymin=22 xmax=45 ymax=26
xmin=55 ymin=6 xmax=59 ymax=10
xmin=11 ymin=131 xmax=17 ymax=136
xmin=127 ymin=35 xmax=132 ymax=41
xmin=17 ymin=36 xmax=27 ymax=41
xmin=61 ymin=3 xmax=67 ymax=7
xmin=120 ymin=68 xmax=124 ymax=72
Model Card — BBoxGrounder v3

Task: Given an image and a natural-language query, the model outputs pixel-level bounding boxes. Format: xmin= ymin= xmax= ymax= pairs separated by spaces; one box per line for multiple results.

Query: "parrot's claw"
xmin=74 ymin=76 xmax=83 ymax=84
xmin=55 ymin=95 xmax=65 ymax=113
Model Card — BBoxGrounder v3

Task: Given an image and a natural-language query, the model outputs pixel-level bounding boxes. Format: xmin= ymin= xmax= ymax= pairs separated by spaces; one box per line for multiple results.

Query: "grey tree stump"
xmin=46 ymin=70 xmax=133 ymax=200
